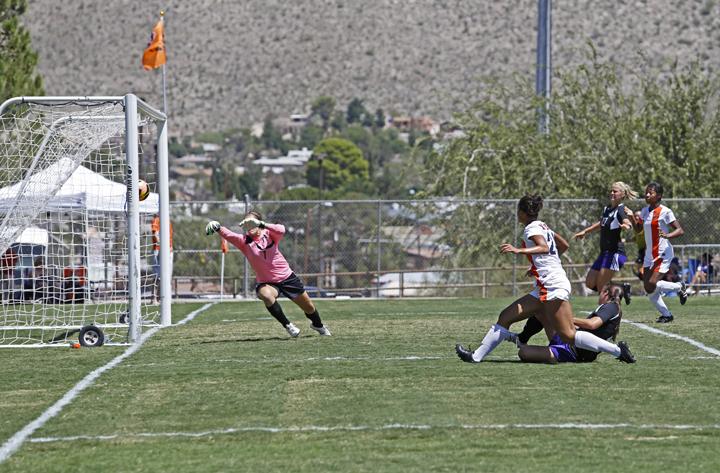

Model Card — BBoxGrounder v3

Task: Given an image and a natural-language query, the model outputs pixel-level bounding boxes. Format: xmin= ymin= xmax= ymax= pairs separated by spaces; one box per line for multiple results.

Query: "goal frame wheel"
xmin=79 ymin=325 xmax=105 ymax=347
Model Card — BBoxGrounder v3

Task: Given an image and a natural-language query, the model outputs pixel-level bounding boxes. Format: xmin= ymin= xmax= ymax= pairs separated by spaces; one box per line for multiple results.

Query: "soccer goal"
xmin=0 ymin=95 xmax=171 ymax=347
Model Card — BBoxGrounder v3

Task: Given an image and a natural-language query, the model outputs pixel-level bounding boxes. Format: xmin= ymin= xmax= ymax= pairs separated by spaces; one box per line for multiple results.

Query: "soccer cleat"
xmin=455 ymin=344 xmax=479 ymax=363
xmin=622 ymin=283 xmax=632 ymax=305
xmin=285 ymin=323 xmax=300 ymax=338
xmin=656 ymin=314 xmax=674 ymax=323
xmin=310 ymin=324 xmax=332 ymax=336
xmin=617 ymin=341 xmax=636 ymax=363
xmin=678 ymin=281 xmax=688 ymax=305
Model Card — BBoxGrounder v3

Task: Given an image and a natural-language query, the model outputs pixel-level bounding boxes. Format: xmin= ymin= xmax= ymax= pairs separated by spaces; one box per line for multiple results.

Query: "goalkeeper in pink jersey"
xmin=206 ymin=211 xmax=331 ymax=338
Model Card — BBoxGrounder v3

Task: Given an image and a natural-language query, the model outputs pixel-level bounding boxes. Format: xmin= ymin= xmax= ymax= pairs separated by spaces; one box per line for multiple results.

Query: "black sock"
xmin=266 ymin=302 xmax=290 ymax=326
xmin=518 ymin=315 xmax=544 ymax=344
xmin=305 ymin=310 xmax=323 ymax=327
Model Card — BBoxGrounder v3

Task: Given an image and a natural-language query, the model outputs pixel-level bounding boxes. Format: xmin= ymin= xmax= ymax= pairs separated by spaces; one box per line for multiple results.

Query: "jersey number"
xmin=547 ymin=232 xmax=556 ymax=256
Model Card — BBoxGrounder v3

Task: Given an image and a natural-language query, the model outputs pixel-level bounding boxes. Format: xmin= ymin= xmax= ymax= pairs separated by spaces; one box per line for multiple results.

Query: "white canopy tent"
xmin=14 ymin=227 xmax=49 ymax=246
xmin=0 ymin=158 xmax=159 ymax=286
xmin=0 ymin=157 xmax=159 ymax=213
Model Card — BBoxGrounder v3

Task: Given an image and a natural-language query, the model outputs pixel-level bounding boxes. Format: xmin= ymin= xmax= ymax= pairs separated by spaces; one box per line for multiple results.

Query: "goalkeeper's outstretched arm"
xmin=239 ymin=217 xmax=266 ymax=231
xmin=205 ymin=220 xmax=250 ymax=251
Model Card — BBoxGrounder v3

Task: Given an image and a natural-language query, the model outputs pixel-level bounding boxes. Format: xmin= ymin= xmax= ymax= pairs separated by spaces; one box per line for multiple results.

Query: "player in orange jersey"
xmin=634 ymin=182 xmax=688 ymax=323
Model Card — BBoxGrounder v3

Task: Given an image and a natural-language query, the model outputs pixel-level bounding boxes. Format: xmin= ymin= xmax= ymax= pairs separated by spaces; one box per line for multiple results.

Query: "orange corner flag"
xmin=142 ymin=16 xmax=166 ymax=70
xmin=220 ymin=238 xmax=228 ymax=254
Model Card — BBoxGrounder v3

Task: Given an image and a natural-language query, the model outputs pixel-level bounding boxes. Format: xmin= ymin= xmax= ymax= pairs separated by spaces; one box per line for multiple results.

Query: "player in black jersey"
xmin=515 ymin=283 xmax=631 ymax=363
xmin=574 ymin=182 xmax=637 ymax=304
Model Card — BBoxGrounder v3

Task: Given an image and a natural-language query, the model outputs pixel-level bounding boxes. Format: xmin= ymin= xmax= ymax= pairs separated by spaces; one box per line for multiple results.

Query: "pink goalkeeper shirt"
xmin=218 ymin=223 xmax=293 ymax=283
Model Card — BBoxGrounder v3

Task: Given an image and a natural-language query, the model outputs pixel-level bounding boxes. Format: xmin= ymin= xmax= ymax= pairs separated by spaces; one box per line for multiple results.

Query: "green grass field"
xmin=1 ymin=296 xmax=719 ymax=472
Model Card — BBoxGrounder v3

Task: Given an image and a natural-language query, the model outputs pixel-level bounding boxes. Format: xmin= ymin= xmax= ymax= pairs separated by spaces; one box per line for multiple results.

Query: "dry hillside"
xmin=21 ymin=0 xmax=720 ymax=135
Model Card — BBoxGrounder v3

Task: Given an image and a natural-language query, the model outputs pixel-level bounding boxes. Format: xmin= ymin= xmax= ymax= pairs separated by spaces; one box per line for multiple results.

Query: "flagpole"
xmin=162 ymin=64 xmax=167 ymax=115
xmin=220 ymin=252 xmax=225 ymax=301
xmin=160 ymin=10 xmax=167 ymax=115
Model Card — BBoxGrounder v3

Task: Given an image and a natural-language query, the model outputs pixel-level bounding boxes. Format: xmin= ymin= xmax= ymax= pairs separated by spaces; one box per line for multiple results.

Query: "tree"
xmin=261 ymin=116 xmax=286 ymax=152
xmin=311 ymin=96 xmax=336 ymax=130
xmin=374 ymin=108 xmax=386 ymax=129
xmin=0 ymin=0 xmax=43 ymax=101
xmin=194 ymin=131 xmax=224 ymax=145
xmin=306 ymin=138 xmax=369 ymax=191
xmin=330 ymin=110 xmax=346 ymax=131
xmin=272 ymin=185 xmax=323 ymax=201
xmin=299 ymin=124 xmax=325 ymax=150
xmin=235 ymin=164 xmax=262 ymax=199
xmin=368 ymin=128 xmax=408 ymax=169
xmin=347 ymin=97 xmax=369 ymax=124
xmin=168 ymin=137 xmax=188 ymax=158
xmin=211 ymin=160 xmax=261 ymax=199
xmin=340 ymin=125 xmax=372 ymax=153
xmin=424 ymin=46 xmax=720 ymax=201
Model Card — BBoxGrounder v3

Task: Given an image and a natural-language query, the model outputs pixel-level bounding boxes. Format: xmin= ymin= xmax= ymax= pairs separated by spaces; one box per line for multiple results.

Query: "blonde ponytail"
xmin=612 ymin=182 xmax=638 ymax=200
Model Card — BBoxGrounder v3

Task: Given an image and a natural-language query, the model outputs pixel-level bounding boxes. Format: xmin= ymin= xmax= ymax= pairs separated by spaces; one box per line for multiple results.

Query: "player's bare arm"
xmin=573 ymin=221 xmax=600 ymax=240
xmin=554 ymin=232 xmax=569 ymax=255
xmin=500 ymin=235 xmax=549 ymax=255
xmin=659 ymin=220 xmax=684 ymax=239
xmin=573 ymin=316 xmax=603 ymax=331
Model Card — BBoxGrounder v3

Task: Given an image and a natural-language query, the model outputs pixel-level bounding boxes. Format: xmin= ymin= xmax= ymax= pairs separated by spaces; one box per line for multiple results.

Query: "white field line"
xmin=623 ymin=320 xmax=720 ymax=357
xmin=174 ymin=303 xmax=216 ymax=326
xmin=29 ymin=422 xmax=720 ymax=444
xmin=0 ymin=303 xmax=216 ymax=465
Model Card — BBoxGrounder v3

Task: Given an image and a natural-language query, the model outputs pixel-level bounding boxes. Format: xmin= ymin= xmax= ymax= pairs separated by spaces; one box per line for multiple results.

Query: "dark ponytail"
xmin=518 ymin=194 xmax=544 ymax=218
xmin=605 ymin=284 xmax=624 ymax=304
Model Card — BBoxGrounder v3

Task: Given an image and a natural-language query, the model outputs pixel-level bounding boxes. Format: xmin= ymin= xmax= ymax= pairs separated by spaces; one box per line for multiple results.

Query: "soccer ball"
xmin=138 ymin=179 xmax=150 ymax=201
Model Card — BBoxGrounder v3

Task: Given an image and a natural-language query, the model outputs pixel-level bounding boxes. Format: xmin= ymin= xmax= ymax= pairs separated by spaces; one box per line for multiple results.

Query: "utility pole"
xmin=536 ymin=0 xmax=552 ymax=134
xmin=317 ymin=154 xmax=325 ymax=288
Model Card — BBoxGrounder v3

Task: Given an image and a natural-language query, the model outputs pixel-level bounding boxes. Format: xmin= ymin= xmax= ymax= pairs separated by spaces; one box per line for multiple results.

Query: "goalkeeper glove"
xmin=205 ymin=220 xmax=221 ymax=235
xmin=240 ymin=217 xmax=265 ymax=231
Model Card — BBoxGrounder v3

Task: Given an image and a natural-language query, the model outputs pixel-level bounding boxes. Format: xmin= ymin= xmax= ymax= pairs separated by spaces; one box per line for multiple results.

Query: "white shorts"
xmin=643 ymin=247 xmax=674 ymax=274
xmin=530 ymin=284 xmax=571 ymax=302
xmin=644 ymin=257 xmax=672 ymax=274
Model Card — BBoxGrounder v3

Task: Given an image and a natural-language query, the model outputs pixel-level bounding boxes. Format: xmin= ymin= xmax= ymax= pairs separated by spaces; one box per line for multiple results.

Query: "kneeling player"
xmin=516 ymin=283 xmax=626 ymax=363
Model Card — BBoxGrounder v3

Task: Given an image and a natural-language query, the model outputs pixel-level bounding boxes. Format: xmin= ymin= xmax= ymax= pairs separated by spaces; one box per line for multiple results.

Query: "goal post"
xmin=0 ymin=94 xmax=171 ymax=347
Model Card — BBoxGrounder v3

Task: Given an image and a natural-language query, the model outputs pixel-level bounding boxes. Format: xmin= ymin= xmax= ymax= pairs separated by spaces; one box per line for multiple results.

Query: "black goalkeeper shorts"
xmin=255 ymin=273 xmax=306 ymax=300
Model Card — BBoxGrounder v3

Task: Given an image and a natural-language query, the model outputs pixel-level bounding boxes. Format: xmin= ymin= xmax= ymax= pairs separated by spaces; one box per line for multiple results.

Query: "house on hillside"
xmin=286 ymin=147 xmax=313 ymax=162
xmin=273 ymin=114 xmax=310 ymax=140
xmin=290 ymin=113 xmax=309 ymax=125
xmin=201 ymin=143 xmax=222 ymax=153
xmin=250 ymin=123 xmax=264 ymax=138
xmin=252 ymin=148 xmax=313 ymax=174
xmin=253 ymin=156 xmax=305 ymax=174
xmin=389 ymin=116 xmax=439 ymax=135
xmin=174 ymin=154 xmax=214 ymax=167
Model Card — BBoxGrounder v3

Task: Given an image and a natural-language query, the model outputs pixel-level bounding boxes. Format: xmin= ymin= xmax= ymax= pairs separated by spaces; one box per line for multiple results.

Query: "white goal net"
xmin=0 ymin=96 xmax=170 ymax=347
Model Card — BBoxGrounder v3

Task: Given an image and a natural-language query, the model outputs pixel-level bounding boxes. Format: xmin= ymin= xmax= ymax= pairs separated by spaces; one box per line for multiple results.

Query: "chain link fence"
xmin=166 ymin=198 xmax=720 ymax=299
